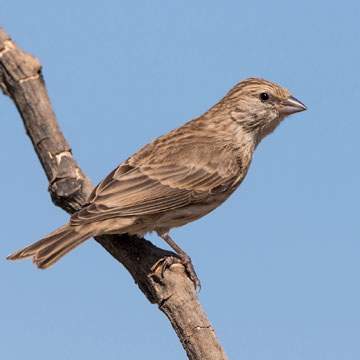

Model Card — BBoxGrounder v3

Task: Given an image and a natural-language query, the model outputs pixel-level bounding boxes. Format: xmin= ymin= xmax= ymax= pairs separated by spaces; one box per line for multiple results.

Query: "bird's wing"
xmin=70 ymin=133 xmax=241 ymax=225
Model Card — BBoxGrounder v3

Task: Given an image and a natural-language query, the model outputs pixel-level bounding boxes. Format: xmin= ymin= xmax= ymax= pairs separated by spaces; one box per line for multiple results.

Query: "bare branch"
xmin=0 ymin=26 xmax=228 ymax=360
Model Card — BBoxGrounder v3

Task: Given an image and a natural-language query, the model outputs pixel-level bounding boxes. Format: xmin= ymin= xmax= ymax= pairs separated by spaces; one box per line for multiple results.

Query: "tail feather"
xmin=7 ymin=223 xmax=93 ymax=269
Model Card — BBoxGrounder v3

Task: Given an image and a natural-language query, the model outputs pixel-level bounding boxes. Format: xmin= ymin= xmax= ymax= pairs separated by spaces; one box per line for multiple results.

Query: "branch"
xmin=0 ymin=26 xmax=228 ymax=360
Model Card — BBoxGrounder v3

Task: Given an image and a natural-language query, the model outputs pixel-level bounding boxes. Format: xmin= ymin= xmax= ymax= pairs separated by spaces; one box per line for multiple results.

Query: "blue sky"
xmin=1 ymin=1 xmax=359 ymax=359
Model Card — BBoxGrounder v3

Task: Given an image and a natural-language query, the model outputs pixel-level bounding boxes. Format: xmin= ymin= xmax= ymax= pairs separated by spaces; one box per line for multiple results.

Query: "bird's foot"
xmin=153 ymin=254 xmax=201 ymax=291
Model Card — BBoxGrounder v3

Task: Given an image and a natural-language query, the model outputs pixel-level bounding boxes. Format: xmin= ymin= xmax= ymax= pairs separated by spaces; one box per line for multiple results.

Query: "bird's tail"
xmin=7 ymin=223 xmax=93 ymax=269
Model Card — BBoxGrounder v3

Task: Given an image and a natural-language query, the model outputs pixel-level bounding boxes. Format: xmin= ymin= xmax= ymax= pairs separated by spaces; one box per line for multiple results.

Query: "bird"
xmin=7 ymin=78 xmax=306 ymax=289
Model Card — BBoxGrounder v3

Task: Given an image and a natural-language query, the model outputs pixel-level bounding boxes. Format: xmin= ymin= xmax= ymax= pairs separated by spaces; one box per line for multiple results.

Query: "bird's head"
xmin=221 ymin=78 xmax=307 ymax=145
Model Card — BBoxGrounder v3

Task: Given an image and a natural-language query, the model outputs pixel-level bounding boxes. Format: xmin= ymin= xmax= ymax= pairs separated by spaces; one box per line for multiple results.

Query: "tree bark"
xmin=0 ymin=26 xmax=228 ymax=360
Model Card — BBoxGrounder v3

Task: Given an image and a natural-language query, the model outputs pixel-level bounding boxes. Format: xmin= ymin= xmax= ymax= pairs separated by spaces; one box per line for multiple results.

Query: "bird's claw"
xmin=154 ymin=255 xmax=201 ymax=291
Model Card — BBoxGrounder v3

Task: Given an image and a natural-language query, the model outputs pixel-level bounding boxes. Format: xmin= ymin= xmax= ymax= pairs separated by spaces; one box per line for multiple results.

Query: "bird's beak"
xmin=280 ymin=96 xmax=307 ymax=115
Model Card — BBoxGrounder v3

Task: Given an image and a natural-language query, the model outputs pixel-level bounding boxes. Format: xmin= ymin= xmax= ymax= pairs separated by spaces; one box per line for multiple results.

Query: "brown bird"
xmin=7 ymin=78 xmax=306 ymax=289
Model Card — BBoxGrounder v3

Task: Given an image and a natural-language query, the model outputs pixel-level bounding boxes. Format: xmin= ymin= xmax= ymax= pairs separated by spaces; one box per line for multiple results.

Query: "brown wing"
xmin=71 ymin=131 xmax=242 ymax=225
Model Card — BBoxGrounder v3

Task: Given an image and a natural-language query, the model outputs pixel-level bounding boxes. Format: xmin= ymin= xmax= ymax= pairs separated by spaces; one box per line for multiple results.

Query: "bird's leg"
xmin=156 ymin=231 xmax=201 ymax=291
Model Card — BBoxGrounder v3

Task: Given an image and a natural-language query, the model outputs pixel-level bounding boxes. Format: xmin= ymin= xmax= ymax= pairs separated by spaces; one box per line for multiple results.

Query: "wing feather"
xmin=71 ymin=139 xmax=242 ymax=225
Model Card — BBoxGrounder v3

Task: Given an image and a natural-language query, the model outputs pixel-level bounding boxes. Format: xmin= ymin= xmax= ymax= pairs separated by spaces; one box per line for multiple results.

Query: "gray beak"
xmin=280 ymin=96 xmax=307 ymax=115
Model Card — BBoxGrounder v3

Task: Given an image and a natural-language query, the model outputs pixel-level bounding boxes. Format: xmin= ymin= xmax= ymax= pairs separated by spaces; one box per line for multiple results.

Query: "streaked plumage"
xmin=7 ymin=78 xmax=307 ymax=289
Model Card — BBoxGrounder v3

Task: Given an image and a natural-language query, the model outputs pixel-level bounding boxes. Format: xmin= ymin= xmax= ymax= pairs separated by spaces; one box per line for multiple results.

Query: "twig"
xmin=0 ymin=26 xmax=228 ymax=360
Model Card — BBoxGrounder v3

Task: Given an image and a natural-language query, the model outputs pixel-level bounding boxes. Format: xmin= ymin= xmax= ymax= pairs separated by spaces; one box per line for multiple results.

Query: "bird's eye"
xmin=260 ymin=92 xmax=269 ymax=101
